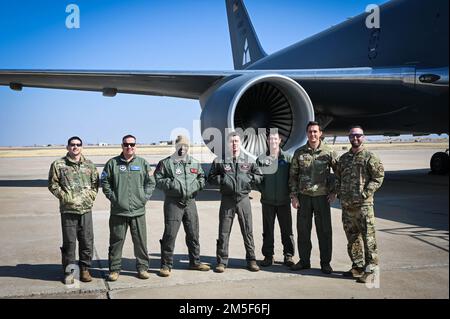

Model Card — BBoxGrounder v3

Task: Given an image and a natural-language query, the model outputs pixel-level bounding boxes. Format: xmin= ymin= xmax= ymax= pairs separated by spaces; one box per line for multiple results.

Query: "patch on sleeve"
xmin=101 ymin=171 xmax=108 ymax=180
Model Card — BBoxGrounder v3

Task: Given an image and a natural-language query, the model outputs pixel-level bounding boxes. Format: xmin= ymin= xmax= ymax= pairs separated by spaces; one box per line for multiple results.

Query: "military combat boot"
xmin=138 ymin=270 xmax=150 ymax=279
xmin=343 ymin=267 xmax=364 ymax=278
xmin=159 ymin=266 xmax=171 ymax=277
xmin=290 ymin=261 xmax=311 ymax=271
xmin=80 ymin=267 xmax=92 ymax=282
xmin=357 ymin=271 xmax=376 ymax=283
xmin=189 ymin=263 xmax=211 ymax=271
xmin=215 ymin=263 xmax=226 ymax=273
xmin=320 ymin=263 xmax=333 ymax=274
xmin=107 ymin=271 xmax=120 ymax=282
xmin=260 ymin=256 xmax=274 ymax=267
xmin=283 ymin=256 xmax=295 ymax=267
xmin=247 ymin=260 xmax=260 ymax=272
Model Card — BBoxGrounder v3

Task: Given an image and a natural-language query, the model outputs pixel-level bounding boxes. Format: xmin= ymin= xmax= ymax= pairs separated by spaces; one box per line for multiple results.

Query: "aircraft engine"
xmin=200 ymin=73 xmax=314 ymax=159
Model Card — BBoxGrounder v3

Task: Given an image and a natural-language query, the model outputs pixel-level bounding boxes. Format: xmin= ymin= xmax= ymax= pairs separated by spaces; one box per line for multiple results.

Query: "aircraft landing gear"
xmin=430 ymin=149 xmax=449 ymax=175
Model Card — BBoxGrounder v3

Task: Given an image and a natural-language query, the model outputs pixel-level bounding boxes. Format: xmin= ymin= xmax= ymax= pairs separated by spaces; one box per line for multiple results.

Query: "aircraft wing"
xmin=1 ymin=67 xmax=447 ymax=100
xmin=0 ymin=70 xmax=235 ymax=99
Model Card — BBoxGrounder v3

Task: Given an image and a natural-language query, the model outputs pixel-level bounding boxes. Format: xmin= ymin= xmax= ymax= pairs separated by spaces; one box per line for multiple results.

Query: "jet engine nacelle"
xmin=200 ymin=73 xmax=315 ymax=159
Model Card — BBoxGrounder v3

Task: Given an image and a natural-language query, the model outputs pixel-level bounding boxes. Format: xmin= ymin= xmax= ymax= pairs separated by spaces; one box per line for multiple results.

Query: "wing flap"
xmin=0 ymin=70 xmax=230 ymax=99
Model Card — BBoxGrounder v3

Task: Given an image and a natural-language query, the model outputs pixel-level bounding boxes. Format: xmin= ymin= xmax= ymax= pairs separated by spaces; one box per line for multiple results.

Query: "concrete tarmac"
xmin=0 ymin=147 xmax=448 ymax=299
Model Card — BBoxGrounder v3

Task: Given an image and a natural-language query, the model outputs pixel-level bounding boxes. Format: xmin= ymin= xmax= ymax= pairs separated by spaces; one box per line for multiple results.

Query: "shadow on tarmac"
xmin=0 ymin=254 xmax=355 ymax=282
xmin=0 ymin=179 xmax=48 ymax=187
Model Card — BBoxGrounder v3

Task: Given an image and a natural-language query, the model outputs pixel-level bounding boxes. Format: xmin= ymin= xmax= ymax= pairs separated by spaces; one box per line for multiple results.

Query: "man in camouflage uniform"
xmin=335 ymin=125 xmax=384 ymax=283
xmin=48 ymin=136 xmax=99 ymax=284
xmin=154 ymin=135 xmax=210 ymax=277
xmin=256 ymin=131 xmax=295 ymax=267
xmin=101 ymin=134 xmax=156 ymax=281
xmin=289 ymin=121 xmax=338 ymax=274
xmin=208 ymin=132 xmax=263 ymax=273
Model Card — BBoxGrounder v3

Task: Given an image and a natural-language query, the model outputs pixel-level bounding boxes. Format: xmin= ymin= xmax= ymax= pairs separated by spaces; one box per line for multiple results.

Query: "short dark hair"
xmin=122 ymin=134 xmax=136 ymax=143
xmin=67 ymin=136 xmax=82 ymax=146
xmin=349 ymin=125 xmax=363 ymax=131
xmin=306 ymin=121 xmax=322 ymax=132
xmin=267 ymin=128 xmax=280 ymax=138
xmin=227 ymin=131 xmax=242 ymax=141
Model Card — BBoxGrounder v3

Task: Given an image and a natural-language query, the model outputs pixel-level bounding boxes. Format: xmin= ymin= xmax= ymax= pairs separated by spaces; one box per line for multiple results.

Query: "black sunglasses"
xmin=69 ymin=143 xmax=82 ymax=147
xmin=122 ymin=143 xmax=136 ymax=147
xmin=349 ymin=134 xmax=364 ymax=139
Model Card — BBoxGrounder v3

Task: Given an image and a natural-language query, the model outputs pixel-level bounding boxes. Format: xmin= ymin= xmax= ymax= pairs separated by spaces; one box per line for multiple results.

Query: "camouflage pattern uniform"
xmin=289 ymin=142 xmax=338 ymax=268
xmin=48 ymin=153 xmax=99 ymax=270
xmin=335 ymin=148 xmax=384 ymax=272
xmin=154 ymin=154 xmax=206 ymax=270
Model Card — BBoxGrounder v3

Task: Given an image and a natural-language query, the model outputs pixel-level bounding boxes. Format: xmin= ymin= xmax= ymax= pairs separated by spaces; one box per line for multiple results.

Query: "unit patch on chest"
xmin=240 ymin=164 xmax=250 ymax=171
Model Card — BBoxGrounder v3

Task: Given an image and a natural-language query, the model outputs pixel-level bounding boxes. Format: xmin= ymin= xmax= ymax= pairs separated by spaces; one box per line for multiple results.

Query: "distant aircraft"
xmin=0 ymin=0 xmax=448 ymax=173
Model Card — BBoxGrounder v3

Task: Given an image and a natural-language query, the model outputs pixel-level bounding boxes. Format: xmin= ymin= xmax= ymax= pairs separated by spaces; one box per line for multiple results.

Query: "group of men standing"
xmin=48 ymin=122 xmax=384 ymax=286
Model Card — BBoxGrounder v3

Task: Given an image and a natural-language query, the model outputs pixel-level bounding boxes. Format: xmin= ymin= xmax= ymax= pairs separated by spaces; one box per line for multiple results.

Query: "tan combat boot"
xmin=343 ymin=267 xmax=364 ymax=278
xmin=138 ymin=270 xmax=150 ymax=279
xmin=215 ymin=263 xmax=226 ymax=273
xmin=247 ymin=260 xmax=260 ymax=272
xmin=108 ymin=271 xmax=120 ymax=282
xmin=159 ymin=266 xmax=171 ymax=277
xmin=189 ymin=263 xmax=211 ymax=271
xmin=80 ymin=267 xmax=92 ymax=282
xmin=357 ymin=270 xmax=377 ymax=283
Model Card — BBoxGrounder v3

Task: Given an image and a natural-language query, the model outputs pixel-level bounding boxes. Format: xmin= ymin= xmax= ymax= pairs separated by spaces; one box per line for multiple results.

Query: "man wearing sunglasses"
xmin=48 ymin=136 xmax=99 ymax=285
xmin=101 ymin=134 xmax=156 ymax=281
xmin=335 ymin=126 xmax=384 ymax=284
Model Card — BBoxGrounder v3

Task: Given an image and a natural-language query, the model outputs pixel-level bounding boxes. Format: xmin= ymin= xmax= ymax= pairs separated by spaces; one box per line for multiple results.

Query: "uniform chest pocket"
xmin=60 ymin=168 xmax=73 ymax=186
xmin=299 ymin=156 xmax=313 ymax=169
xmin=353 ymin=158 xmax=367 ymax=173
xmin=314 ymin=158 xmax=329 ymax=176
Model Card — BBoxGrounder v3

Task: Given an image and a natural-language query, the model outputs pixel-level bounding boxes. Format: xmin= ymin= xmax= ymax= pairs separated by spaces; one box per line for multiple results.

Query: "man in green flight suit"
xmin=154 ymin=135 xmax=210 ymax=277
xmin=101 ymin=134 xmax=156 ymax=281
xmin=335 ymin=125 xmax=384 ymax=284
xmin=289 ymin=121 xmax=338 ymax=274
xmin=208 ymin=131 xmax=263 ymax=273
xmin=256 ymin=131 xmax=295 ymax=267
xmin=48 ymin=136 xmax=99 ymax=284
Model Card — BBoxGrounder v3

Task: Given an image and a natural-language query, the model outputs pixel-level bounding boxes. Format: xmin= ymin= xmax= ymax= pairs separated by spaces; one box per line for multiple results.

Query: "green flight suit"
xmin=101 ymin=154 xmax=155 ymax=272
xmin=208 ymin=154 xmax=263 ymax=266
xmin=256 ymin=151 xmax=295 ymax=259
xmin=154 ymin=154 xmax=206 ymax=269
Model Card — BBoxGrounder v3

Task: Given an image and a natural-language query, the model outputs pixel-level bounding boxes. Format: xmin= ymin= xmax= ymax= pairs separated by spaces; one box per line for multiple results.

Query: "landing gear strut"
xmin=430 ymin=149 xmax=449 ymax=174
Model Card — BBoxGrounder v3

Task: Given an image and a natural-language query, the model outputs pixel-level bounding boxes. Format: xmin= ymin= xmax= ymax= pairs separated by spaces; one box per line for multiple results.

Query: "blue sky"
xmin=0 ymin=0 xmax=400 ymax=146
